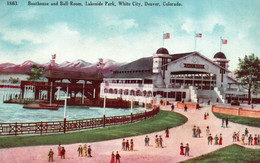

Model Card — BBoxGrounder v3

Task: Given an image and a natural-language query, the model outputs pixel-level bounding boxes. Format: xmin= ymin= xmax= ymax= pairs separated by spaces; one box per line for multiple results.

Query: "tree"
xmin=235 ymin=54 xmax=260 ymax=104
xmin=27 ymin=64 xmax=44 ymax=81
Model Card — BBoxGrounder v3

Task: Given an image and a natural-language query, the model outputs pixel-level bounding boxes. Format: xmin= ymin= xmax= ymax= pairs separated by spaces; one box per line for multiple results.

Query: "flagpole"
xmin=220 ymin=36 xmax=222 ymax=52
xmin=162 ymin=32 xmax=165 ymax=47
xmin=194 ymin=33 xmax=197 ymax=51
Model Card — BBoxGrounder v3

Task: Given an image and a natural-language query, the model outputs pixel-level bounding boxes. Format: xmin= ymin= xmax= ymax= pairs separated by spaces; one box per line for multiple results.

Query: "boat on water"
xmin=23 ymin=103 xmax=60 ymax=110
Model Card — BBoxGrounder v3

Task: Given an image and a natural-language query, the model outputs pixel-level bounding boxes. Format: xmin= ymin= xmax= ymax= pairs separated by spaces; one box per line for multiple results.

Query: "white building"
xmin=100 ymin=48 xmax=246 ymax=104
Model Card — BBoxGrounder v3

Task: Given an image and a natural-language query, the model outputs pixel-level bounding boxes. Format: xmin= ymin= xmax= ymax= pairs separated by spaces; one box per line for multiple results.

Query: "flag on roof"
xmin=195 ymin=33 xmax=202 ymax=38
xmin=52 ymin=54 xmax=56 ymax=59
xmin=221 ymin=39 xmax=227 ymax=44
xmin=163 ymin=33 xmax=170 ymax=39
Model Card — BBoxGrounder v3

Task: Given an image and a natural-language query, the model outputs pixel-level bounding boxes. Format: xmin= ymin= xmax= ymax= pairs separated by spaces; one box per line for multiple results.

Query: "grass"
xmin=181 ymin=144 xmax=260 ymax=163
xmin=0 ymin=110 xmax=187 ymax=148
xmin=213 ymin=112 xmax=260 ymax=127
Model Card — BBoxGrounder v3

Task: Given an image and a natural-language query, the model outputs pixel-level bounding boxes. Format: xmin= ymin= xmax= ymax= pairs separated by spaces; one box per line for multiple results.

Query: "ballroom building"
xmin=100 ymin=48 xmax=246 ymax=104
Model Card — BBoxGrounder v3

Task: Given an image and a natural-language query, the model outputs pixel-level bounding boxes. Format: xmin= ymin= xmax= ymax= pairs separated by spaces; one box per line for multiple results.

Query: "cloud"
xmin=102 ymin=15 xmax=138 ymax=31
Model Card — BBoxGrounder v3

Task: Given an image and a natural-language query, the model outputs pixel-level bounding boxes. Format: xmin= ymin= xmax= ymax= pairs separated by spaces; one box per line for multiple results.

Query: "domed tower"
xmin=153 ymin=48 xmax=171 ymax=74
xmin=213 ymin=52 xmax=229 ymax=85
xmin=213 ymin=52 xmax=229 ymax=69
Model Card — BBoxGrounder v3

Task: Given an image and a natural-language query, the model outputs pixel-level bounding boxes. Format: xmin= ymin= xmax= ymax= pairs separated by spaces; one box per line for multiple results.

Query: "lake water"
xmin=0 ymin=88 xmax=146 ymax=123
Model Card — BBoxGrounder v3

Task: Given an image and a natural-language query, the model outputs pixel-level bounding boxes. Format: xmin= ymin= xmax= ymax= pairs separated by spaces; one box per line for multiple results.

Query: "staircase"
xmin=195 ymin=88 xmax=225 ymax=104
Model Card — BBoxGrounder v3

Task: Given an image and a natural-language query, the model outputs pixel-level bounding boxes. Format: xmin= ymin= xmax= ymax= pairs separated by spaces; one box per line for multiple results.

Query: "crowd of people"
xmin=122 ymin=139 xmax=134 ymax=151
xmin=234 ymin=128 xmax=260 ymax=146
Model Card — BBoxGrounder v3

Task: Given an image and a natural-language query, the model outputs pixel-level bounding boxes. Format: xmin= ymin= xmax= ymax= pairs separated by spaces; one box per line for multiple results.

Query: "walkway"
xmin=0 ymin=104 xmax=260 ymax=163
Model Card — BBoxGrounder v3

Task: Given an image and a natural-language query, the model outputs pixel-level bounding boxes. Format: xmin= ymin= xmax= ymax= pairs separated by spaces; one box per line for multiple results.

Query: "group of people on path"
xmin=204 ymin=112 xmax=209 ymax=120
xmin=239 ymin=128 xmax=260 ymax=145
xmin=192 ymin=125 xmax=202 ymax=138
xmin=111 ymin=151 xmax=121 ymax=163
xmin=155 ymin=135 xmax=164 ymax=148
xmin=180 ymin=143 xmax=190 ymax=156
xmin=122 ymin=139 xmax=134 ymax=151
xmin=48 ymin=144 xmax=66 ymax=162
xmin=221 ymin=118 xmax=229 ymax=128
xmin=77 ymin=144 xmax=92 ymax=157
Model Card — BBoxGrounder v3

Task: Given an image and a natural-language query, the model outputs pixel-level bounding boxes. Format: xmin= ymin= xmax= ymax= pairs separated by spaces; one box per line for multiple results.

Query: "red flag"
xmin=163 ymin=33 xmax=170 ymax=39
xmin=221 ymin=39 xmax=227 ymax=44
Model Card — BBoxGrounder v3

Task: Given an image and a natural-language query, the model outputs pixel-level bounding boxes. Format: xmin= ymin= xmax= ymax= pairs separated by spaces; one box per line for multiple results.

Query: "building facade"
xmin=100 ymin=48 xmax=246 ymax=104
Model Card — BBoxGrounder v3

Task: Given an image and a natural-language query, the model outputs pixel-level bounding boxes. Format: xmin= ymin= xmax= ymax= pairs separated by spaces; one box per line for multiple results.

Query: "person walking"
xmin=257 ymin=135 xmax=260 ymax=145
xmin=155 ymin=135 xmax=159 ymax=148
xmin=206 ymin=126 xmax=210 ymax=137
xmin=192 ymin=126 xmax=196 ymax=138
xmin=184 ymin=105 xmax=187 ymax=112
xmin=57 ymin=144 xmax=61 ymax=156
xmin=115 ymin=151 xmax=121 ymax=163
xmin=83 ymin=144 xmax=87 ymax=156
xmin=237 ymin=131 xmax=240 ymax=141
xmin=214 ymin=134 xmax=219 ymax=145
xmin=206 ymin=112 xmax=209 ymax=120
xmin=130 ymin=139 xmax=134 ymax=151
xmin=48 ymin=149 xmax=54 ymax=162
xmin=241 ymin=134 xmax=245 ymax=145
xmin=145 ymin=135 xmax=150 ymax=146
xmin=232 ymin=132 xmax=237 ymax=142
xmin=208 ymin=100 xmax=210 ymax=105
xmin=77 ymin=145 xmax=83 ymax=157
xmin=208 ymin=134 xmax=213 ymax=145
xmin=165 ymin=128 xmax=169 ymax=138
xmin=225 ymin=118 xmax=229 ymax=128
xmin=180 ymin=143 xmax=184 ymax=155
xmin=122 ymin=139 xmax=125 ymax=151
xmin=110 ymin=151 xmax=115 ymax=163
xmin=125 ymin=140 xmax=130 ymax=151
xmin=245 ymin=128 xmax=249 ymax=137
xmin=60 ymin=147 xmax=66 ymax=159
xmin=87 ymin=145 xmax=92 ymax=157
xmin=204 ymin=112 xmax=207 ymax=120
xmin=184 ymin=144 xmax=190 ymax=156
xmin=219 ymin=134 xmax=223 ymax=145
xmin=196 ymin=126 xmax=201 ymax=138
xmin=254 ymin=135 xmax=258 ymax=145
xmin=248 ymin=134 xmax=253 ymax=145
xmin=221 ymin=118 xmax=225 ymax=128
xmin=171 ymin=104 xmax=174 ymax=111
xmin=159 ymin=135 xmax=163 ymax=148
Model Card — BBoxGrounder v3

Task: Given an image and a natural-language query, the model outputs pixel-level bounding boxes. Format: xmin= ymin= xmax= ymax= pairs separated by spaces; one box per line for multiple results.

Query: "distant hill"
xmin=0 ymin=59 xmax=124 ymax=77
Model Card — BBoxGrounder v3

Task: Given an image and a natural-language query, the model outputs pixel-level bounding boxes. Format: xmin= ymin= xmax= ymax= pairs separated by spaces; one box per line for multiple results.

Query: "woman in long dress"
xmin=165 ymin=128 xmax=169 ymax=138
xmin=214 ymin=134 xmax=219 ymax=145
xmin=192 ymin=126 xmax=196 ymax=138
xmin=206 ymin=126 xmax=210 ymax=137
xmin=241 ymin=134 xmax=245 ymax=145
xmin=254 ymin=135 xmax=258 ymax=145
xmin=180 ymin=143 xmax=184 ymax=155
xmin=130 ymin=139 xmax=134 ymax=151
xmin=219 ymin=134 xmax=223 ymax=145
xmin=155 ymin=135 xmax=159 ymax=148
xmin=57 ymin=144 xmax=61 ymax=156
xmin=83 ymin=144 xmax=87 ymax=156
xmin=237 ymin=131 xmax=240 ymax=141
xmin=110 ymin=151 xmax=115 ymax=163
xmin=221 ymin=118 xmax=225 ymax=128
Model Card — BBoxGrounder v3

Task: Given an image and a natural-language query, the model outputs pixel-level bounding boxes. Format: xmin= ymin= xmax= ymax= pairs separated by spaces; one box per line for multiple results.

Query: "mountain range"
xmin=0 ymin=59 xmax=124 ymax=77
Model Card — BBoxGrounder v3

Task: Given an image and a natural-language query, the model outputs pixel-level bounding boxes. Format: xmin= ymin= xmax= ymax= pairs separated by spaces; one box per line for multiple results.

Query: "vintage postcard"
xmin=0 ymin=0 xmax=260 ymax=162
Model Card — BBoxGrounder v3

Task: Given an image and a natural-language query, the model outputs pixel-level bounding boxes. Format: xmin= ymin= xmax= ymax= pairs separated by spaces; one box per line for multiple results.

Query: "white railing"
xmin=214 ymin=87 xmax=225 ymax=103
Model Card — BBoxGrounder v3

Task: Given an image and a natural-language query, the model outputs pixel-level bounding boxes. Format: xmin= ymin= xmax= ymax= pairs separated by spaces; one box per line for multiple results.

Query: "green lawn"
xmin=182 ymin=144 xmax=260 ymax=163
xmin=213 ymin=112 xmax=260 ymax=127
xmin=0 ymin=110 xmax=187 ymax=148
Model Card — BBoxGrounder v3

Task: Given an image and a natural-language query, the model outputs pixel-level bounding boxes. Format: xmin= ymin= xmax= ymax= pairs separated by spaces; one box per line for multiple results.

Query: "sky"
xmin=0 ymin=0 xmax=259 ymax=71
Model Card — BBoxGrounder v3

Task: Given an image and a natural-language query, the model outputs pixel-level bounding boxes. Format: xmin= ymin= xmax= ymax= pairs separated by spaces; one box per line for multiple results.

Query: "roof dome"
xmin=156 ymin=48 xmax=169 ymax=55
xmin=214 ymin=52 xmax=226 ymax=59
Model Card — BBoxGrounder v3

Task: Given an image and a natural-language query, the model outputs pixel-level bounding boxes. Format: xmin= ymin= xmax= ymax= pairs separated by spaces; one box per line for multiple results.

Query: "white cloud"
xmin=102 ymin=15 xmax=138 ymax=31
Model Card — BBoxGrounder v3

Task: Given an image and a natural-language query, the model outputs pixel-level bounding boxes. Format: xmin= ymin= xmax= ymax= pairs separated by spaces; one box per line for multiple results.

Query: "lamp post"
xmin=103 ymin=95 xmax=106 ymax=127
